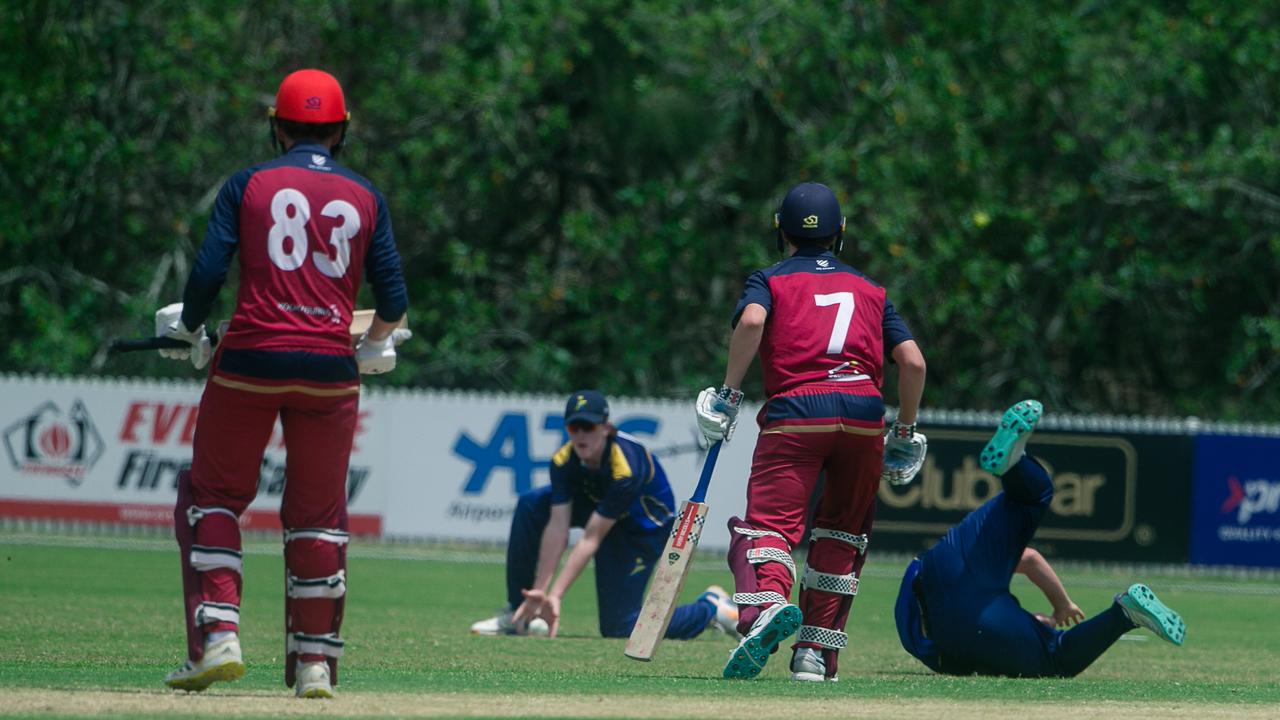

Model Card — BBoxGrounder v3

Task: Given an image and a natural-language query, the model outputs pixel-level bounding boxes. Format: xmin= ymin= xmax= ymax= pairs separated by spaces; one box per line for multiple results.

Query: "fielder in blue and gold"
xmin=896 ymin=400 xmax=1187 ymax=677
xmin=471 ymin=390 xmax=737 ymax=640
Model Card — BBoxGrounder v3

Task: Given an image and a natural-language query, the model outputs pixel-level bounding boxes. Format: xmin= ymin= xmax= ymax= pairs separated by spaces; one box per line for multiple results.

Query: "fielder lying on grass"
xmin=897 ymin=399 xmax=1186 ymax=677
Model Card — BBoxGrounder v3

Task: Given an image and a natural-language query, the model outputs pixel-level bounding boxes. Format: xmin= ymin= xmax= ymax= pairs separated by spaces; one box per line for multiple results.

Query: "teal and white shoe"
xmin=1117 ymin=583 xmax=1186 ymax=646
xmin=979 ymin=399 xmax=1043 ymax=475
xmin=722 ymin=603 xmax=802 ymax=680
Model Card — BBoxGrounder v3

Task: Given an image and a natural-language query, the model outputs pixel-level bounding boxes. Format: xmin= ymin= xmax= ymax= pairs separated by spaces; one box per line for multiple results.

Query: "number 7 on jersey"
xmin=624 ymin=441 xmax=722 ymax=661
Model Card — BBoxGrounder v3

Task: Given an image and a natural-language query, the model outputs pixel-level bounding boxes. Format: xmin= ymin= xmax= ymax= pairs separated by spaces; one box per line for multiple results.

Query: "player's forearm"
xmin=723 ymin=305 xmax=766 ymax=389
xmin=1018 ymin=549 xmax=1072 ymax=608
xmin=367 ymin=316 xmax=398 ymax=342
xmin=892 ymin=340 xmax=926 ymax=425
xmin=548 ymin=536 xmax=600 ymax=599
xmin=532 ymin=524 xmax=569 ymax=592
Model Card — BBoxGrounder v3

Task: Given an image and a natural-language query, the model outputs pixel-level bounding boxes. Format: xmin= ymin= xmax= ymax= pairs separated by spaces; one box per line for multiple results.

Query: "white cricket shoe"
xmin=295 ymin=660 xmax=334 ymax=699
xmin=698 ymin=585 xmax=742 ymax=640
xmin=790 ymin=647 xmax=838 ymax=682
xmin=470 ymin=607 xmax=518 ymax=635
xmin=164 ymin=634 xmax=245 ymax=692
xmin=471 ymin=607 xmax=547 ymax=636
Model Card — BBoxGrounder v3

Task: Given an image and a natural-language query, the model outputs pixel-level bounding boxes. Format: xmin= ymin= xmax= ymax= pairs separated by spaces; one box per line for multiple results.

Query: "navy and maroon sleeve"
xmin=731 ymin=269 xmax=773 ymax=328
xmin=364 ymin=191 xmax=408 ymax=323
xmin=181 ymin=169 xmax=251 ymax=330
xmin=882 ymin=297 xmax=914 ymax=350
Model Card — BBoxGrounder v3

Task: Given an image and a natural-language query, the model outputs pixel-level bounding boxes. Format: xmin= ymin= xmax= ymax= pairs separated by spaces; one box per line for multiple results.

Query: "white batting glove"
xmin=695 ymin=386 xmax=744 ymax=445
xmin=882 ymin=422 xmax=928 ymax=486
xmin=355 ymin=332 xmax=396 ymax=374
xmin=154 ymin=303 xmax=211 ymax=370
xmin=390 ymin=327 xmax=413 ymax=346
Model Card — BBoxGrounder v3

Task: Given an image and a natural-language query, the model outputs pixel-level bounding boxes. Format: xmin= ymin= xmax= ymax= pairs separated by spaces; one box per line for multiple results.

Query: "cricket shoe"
xmin=1117 ymin=583 xmax=1185 ymax=646
xmin=295 ymin=661 xmax=334 ymax=699
xmin=470 ymin=607 xmax=519 ymax=636
xmin=980 ymin=399 xmax=1043 ymax=475
xmin=469 ymin=607 xmax=547 ymax=636
xmin=722 ymin=603 xmax=802 ymax=680
xmin=164 ymin=634 xmax=245 ymax=692
xmin=790 ymin=647 xmax=838 ymax=682
xmin=699 ymin=585 xmax=742 ymax=640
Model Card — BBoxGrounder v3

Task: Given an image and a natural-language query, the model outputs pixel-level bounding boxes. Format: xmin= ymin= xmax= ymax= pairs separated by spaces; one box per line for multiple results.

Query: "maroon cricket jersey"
xmin=733 ymin=246 xmax=913 ymax=399
xmin=183 ymin=143 xmax=406 ymax=357
xmin=226 ymin=163 xmax=377 ymax=353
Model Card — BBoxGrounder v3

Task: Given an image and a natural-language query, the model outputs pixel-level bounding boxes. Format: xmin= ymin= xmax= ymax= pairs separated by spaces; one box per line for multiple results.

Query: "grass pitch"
xmin=1 ymin=529 xmax=1277 ymax=719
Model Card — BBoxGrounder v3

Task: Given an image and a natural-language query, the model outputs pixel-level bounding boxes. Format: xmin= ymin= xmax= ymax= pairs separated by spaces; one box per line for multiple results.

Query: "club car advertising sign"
xmin=1190 ymin=435 xmax=1280 ymax=568
xmin=874 ymin=426 xmax=1194 ymax=563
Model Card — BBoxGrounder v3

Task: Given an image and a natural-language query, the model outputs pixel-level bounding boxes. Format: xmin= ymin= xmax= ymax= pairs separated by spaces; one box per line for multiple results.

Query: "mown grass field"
xmin=0 ymin=529 xmax=1277 ymax=719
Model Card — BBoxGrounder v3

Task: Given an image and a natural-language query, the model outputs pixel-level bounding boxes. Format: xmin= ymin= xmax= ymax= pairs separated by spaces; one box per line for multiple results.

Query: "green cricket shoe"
xmin=1117 ymin=583 xmax=1186 ymax=646
xmin=722 ymin=603 xmax=803 ymax=680
xmin=979 ymin=399 xmax=1044 ymax=476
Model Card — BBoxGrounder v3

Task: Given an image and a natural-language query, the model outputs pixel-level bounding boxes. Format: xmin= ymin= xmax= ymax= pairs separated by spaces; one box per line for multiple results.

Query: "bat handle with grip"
xmin=108 ymin=331 xmax=221 ymax=355
xmin=690 ymin=441 xmax=721 ymax=504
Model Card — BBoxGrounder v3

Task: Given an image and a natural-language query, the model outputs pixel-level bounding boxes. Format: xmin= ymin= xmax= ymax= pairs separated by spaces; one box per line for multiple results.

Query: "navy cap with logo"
xmin=776 ymin=182 xmax=845 ymax=239
xmin=565 ymin=389 xmax=610 ymax=425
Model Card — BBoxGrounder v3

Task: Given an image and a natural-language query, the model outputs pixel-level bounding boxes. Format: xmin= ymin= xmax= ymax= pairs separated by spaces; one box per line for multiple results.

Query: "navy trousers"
xmin=915 ymin=456 xmax=1134 ymax=677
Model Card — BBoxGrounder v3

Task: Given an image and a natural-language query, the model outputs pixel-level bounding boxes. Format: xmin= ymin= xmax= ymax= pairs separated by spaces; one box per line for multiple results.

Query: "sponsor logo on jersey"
xmin=816 ymin=258 xmax=832 ymax=269
xmin=3 ymin=400 xmax=104 ymax=485
xmin=311 ymin=154 xmax=327 ymax=166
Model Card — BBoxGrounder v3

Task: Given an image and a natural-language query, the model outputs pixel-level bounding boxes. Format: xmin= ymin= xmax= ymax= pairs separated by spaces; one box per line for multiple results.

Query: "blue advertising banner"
xmin=1191 ymin=435 xmax=1280 ymax=568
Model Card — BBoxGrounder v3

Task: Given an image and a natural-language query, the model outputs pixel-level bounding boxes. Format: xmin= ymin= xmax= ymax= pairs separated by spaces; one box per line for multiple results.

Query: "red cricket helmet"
xmin=270 ymin=69 xmax=349 ymax=123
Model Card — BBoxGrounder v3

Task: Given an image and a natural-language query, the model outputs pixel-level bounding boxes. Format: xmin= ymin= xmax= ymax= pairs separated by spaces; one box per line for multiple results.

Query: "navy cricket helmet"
xmin=774 ymin=182 xmax=847 ymax=253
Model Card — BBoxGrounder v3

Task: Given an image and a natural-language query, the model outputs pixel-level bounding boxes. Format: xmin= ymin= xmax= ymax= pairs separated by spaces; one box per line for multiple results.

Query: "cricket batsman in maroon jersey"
xmin=154 ymin=69 xmax=408 ymax=699
xmin=695 ymin=182 xmax=927 ymax=681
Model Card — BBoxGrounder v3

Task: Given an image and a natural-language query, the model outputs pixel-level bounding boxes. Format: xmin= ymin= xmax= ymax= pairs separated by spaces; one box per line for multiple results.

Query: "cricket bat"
xmin=624 ymin=440 xmax=722 ymax=661
xmin=108 ymin=309 xmax=407 ymax=355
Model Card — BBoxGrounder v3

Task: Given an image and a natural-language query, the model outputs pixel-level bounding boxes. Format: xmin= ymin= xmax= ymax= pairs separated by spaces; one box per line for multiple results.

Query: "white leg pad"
xmin=284 ymin=528 xmax=350 ymax=545
xmin=801 ymin=566 xmax=859 ymax=596
xmin=190 ymin=545 xmax=243 ymax=574
xmin=288 ymin=632 xmax=344 ymax=659
xmin=186 ymin=505 xmax=237 ymax=527
xmin=731 ymin=590 xmax=789 ymax=607
xmin=288 ymin=570 xmax=347 ymax=599
xmin=797 ymin=624 xmax=848 ymax=649
xmin=194 ymin=601 xmax=240 ymax=626
xmin=810 ymin=528 xmax=868 ymax=553
xmin=746 ymin=547 xmax=798 ymax=583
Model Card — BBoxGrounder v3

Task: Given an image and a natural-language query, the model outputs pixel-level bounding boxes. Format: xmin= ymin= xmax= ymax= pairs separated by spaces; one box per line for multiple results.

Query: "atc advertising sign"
xmin=1191 ymin=435 xmax=1280 ymax=568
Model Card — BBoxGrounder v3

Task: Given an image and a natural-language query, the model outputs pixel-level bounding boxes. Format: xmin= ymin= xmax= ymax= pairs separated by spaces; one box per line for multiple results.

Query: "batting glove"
xmin=390 ymin=327 xmax=413 ymax=346
xmin=355 ymin=332 xmax=396 ymax=374
xmin=882 ymin=421 xmax=927 ymax=486
xmin=695 ymin=386 xmax=744 ymax=445
xmin=154 ymin=303 xmax=211 ymax=370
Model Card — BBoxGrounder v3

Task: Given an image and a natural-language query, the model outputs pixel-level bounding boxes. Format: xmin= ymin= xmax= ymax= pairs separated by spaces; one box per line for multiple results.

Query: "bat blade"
xmin=624 ymin=499 xmax=709 ymax=661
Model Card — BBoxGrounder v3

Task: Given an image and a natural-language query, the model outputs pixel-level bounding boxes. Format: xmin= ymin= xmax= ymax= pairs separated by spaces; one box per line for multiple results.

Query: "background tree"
xmin=1 ymin=0 xmax=1276 ymax=419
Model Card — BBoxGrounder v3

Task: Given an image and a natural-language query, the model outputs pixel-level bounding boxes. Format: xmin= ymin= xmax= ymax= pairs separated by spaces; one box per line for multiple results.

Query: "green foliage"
xmin=2 ymin=1 xmax=1277 ymax=418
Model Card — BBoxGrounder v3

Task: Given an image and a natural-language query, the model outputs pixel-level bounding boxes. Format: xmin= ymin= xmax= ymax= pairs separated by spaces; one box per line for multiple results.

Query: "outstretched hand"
xmin=512 ymin=588 xmax=561 ymax=637
xmin=1052 ymin=601 xmax=1085 ymax=628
